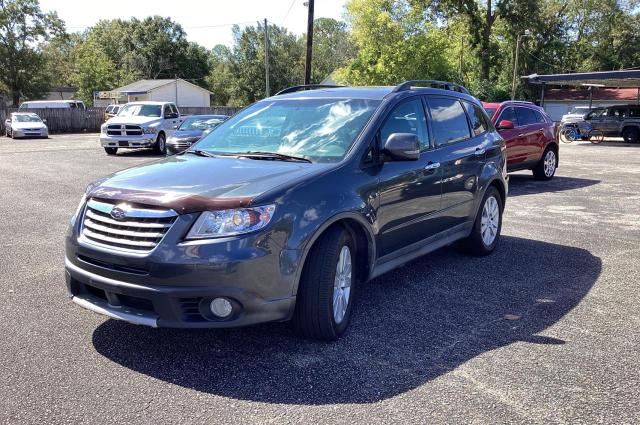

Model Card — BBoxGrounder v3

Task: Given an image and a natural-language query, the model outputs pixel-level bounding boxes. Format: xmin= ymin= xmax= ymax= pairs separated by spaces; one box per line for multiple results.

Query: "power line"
xmin=281 ymin=0 xmax=297 ymax=25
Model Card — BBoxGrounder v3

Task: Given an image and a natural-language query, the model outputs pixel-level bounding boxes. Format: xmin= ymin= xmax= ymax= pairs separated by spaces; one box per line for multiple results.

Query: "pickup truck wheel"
xmin=293 ymin=226 xmax=355 ymax=340
xmin=533 ymin=148 xmax=557 ymax=180
xmin=155 ymin=133 xmax=167 ymax=154
xmin=104 ymin=147 xmax=118 ymax=155
xmin=461 ymin=187 xmax=502 ymax=256
xmin=622 ymin=127 xmax=639 ymax=143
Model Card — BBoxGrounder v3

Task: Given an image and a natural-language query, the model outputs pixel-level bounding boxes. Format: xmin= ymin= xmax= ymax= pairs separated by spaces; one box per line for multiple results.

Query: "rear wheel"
xmin=104 ymin=147 xmax=118 ymax=155
xmin=622 ymin=127 xmax=639 ymax=143
xmin=461 ymin=187 xmax=503 ymax=256
xmin=533 ymin=147 xmax=557 ymax=180
xmin=293 ymin=226 xmax=355 ymax=340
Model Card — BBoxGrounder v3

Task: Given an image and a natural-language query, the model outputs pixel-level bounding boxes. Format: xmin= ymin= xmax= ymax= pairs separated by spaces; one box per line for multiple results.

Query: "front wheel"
xmin=533 ymin=147 xmax=557 ymax=180
xmin=293 ymin=226 xmax=356 ymax=340
xmin=154 ymin=133 xmax=167 ymax=155
xmin=461 ymin=187 xmax=503 ymax=256
xmin=622 ymin=127 xmax=640 ymax=143
xmin=104 ymin=147 xmax=118 ymax=155
xmin=558 ymin=128 xmax=576 ymax=143
xmin=588 ymin=129 xmax=604 ymax=144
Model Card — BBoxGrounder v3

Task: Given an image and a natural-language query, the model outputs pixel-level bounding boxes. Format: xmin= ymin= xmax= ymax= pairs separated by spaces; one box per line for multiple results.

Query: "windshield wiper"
xmin=233 ymin=151 xmax=312 ymax=163
xmin=184 ymin=149 xmax=217 ymax=157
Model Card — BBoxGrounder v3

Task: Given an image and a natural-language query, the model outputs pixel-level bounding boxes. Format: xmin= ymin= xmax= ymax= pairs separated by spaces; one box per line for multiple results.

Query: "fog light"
xmin=210 ymin=298 xmax=233 ymax=318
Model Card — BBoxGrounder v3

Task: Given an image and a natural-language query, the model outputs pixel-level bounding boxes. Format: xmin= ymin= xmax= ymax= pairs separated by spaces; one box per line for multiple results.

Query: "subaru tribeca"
xmin=65 ymin=81 xmax=508 ymax=340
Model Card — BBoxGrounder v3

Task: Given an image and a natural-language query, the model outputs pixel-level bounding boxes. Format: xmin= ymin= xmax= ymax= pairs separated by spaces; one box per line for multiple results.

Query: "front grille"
xmin=80 ymin=199 xmax=177 ymax=253
xmin=107 ymin=124 xmax=143 ymax=136
xmin=180 ymin=298 xmax=205 ymax=322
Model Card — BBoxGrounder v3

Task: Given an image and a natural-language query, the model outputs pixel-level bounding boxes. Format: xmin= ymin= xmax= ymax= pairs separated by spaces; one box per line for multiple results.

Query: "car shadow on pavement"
xmin=111 ymin=149 xmax=166 ymax=158
xmin=508 ymin=174 xmax=600 ymax=197
xmin=92 ymin=236 xmax=601 ymax=405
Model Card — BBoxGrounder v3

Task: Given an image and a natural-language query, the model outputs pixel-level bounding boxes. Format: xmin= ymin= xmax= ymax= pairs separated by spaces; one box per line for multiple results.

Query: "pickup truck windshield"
xmin=118 ymin=104 xmax=162 ymax=118
xmin=193 ymin=98 xmax=380 ymax=163
xmin=179 ymin=116 xmax=224 ymax=131
xmin=14 ymin=115 xmax=42 ymax=122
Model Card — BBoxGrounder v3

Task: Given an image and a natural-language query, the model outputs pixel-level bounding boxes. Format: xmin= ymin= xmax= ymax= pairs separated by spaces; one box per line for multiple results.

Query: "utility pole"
xmin=264 ymin=18 xmax=270 ymax=97
xmin=174 ymin=74 xmax=179 ymax=106
xmin=511 ymin=30 xmax=531 ymax=100
xmin=459 ymin=35 xmax=464 ymax=85
xmin=304 ymin=0 xmax=315 ymax=85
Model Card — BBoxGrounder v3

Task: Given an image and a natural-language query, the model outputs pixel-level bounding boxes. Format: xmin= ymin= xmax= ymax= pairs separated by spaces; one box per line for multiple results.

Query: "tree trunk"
xmin=480 ymin=0 xmax=493 ymax=82
xmin=12 ymin=91 xmax=20 ymax=108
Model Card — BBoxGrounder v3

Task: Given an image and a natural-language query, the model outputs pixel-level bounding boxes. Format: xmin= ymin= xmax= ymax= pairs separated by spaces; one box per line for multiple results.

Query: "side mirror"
xmin=497 ymin=119 xmax=514 ymax=130
xmin=42 ymin=119 xmax=47 ymax=123
xmin=383 ymin=133 xmax=420 ymax=161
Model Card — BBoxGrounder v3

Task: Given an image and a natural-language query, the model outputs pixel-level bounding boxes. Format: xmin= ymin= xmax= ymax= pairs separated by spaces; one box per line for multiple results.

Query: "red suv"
xmin=483 ymin=101 xmax=558 ymax=180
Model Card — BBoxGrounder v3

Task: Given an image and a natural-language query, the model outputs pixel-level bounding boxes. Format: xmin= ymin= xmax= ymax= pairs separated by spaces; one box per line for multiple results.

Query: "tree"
xmin=0 ymin=0 xmax=64 ymax=105
xmin=307 ymin=17 xmax=356 ymax=83
xmin=335 ymin=0 xmax=454 ymax=86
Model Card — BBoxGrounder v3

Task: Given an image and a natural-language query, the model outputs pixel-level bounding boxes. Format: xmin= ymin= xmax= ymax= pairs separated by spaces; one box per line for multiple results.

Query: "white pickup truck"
xmin=100 ymin=101 xmax=186 ymax=155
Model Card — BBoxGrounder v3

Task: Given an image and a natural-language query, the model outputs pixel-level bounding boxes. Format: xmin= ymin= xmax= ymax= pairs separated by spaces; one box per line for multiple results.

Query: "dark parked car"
xmin=483 ymin=101 xmax=558 ymax=180
xmin=166 ymin=114 xmax=228 ymax=155
xmin=65 ymin=81 xmax=508 ymax=340
xmin=584 ymin=104 xmax=640 ymax=143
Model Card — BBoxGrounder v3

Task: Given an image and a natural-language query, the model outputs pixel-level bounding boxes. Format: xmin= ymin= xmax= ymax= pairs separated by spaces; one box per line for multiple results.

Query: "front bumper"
xmin=12 ymin=128 xmax=47 ymax=138
xmin=100 ymin=135 xmax=156 ymax=149
xmin=64 ymin=213 xmax=299 ymax=328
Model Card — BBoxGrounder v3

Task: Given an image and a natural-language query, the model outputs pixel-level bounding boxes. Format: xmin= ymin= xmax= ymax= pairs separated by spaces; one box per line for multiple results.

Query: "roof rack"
xmin=275 ymin=84 xmax=346 ymax=96
xmin=507 ymin=100 xmax=535 ymax=105
xmin=392 ymin=80 xmax=470 ymax=95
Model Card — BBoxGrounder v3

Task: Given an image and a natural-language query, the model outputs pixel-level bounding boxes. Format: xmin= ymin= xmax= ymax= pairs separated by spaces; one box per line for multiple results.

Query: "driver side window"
xmin=380 ymin=99 xmax=429 ymax=151
xmin=163 ymin=105 xmax=172 ymax=118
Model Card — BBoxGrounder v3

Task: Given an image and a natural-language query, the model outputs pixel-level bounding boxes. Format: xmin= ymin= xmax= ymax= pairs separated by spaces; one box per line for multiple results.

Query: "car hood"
xmin=13 ymin=122 xmax=46 ymax=129
xmin=106 ymin=116 xmax=162 ymax=126
xmin=169 ymin=129 xmax=203 ymax=139
xmin=88 ymin=155 xmax=332 ymax=214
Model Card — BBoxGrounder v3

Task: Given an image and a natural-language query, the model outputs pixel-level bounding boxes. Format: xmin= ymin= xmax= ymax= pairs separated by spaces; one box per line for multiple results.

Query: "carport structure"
xmin=522 ymin=70 xmax=640 ymax=107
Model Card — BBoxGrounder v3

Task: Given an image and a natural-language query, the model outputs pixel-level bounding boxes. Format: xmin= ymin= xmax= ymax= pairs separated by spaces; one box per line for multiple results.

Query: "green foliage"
xmin=0 ymin=0 xmax=64 ymax=105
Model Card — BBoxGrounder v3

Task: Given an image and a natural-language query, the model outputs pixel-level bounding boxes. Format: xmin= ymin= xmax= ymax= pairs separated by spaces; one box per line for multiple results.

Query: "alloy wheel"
xmin=544 ymin=150 xmax=556 ymax=177
xmin=332 ymin=245 xmax=352 ymax=324
xmin=480 ymin=196 xmax=499 ymax=247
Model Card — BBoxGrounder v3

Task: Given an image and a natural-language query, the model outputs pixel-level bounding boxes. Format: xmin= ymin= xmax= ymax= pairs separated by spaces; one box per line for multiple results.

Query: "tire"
xmin=622 ymin=127 xmax=640 ymax=143
xmin=558 ymin=128 xmax=574 ymax=143
xmin=588 ymin=129 xmax=604 ymax=144
xmin=155 ymin=132 xmax=167 ymax=154
xmin=461 ymin=186 xmax=503 ymax=256
xmin=293 ymin=226 xmax=356 ymax=341
xmin=532 ymin=147 xmax=557 ymax=180
xmin=104 ymin=147 xmax=118 ymax=155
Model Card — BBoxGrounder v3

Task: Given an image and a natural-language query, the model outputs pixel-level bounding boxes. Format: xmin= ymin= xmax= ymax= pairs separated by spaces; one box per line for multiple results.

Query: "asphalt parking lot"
xmin=1 ymin=133 xmax=639 ymax=424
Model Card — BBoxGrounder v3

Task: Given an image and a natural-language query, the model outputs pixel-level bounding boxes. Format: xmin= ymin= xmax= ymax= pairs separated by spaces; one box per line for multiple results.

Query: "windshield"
xmin=179 ymin=116 xmax=225 ymax=131
xmin=483 ymin=107 xmax=497 ymax=119
xmin=193 ymin=98 xmax=380 ymax=163
xmin=117 ymin=104 xmax=162 ymax=118
xmin=14 ymin=115 xmax=42 ymax=123
xmin=568 ymin=106 xmax=589 ymax=115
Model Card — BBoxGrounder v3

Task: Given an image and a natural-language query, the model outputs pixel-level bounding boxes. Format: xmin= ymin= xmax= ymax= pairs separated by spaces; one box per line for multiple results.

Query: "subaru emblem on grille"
xmin=110 ymin=206 xmax=128 ymax=220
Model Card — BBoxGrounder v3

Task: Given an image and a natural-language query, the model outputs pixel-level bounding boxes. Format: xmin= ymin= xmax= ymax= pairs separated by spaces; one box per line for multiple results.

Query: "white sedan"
xmin=4 ymin=112 xmax=49 ymax=138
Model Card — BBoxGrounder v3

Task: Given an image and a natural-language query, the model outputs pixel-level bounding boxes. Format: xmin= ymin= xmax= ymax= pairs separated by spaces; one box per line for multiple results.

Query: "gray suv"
xmin=585 ymin=104 xmax=640 ymax=143
xmin=64 ymin=81 xmax=508 ymax=340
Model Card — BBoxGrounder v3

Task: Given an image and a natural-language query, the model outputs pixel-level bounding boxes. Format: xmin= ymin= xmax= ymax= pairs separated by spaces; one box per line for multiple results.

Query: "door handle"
xmin=518 ymin=133 xmax=525 ymax=137
xmin=424 ymin=162 xmax=440 ymax=171
xmin=474 ymin=147 xmax=486 ymax=156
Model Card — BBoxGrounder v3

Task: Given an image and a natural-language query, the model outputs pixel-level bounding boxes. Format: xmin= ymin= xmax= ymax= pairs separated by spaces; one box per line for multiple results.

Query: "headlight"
xmin=70 ymin=194 xmax=87 ymax=224
xmin=186 ymin=205 xmax=276 ymax=239
xmin=143 ymin=127 xmax=157 ymax=134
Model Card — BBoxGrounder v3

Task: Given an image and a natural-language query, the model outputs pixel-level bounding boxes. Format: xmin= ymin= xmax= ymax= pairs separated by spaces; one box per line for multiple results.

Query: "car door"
xmin=514 ymin=107 xmax=543 ymax=163
xmin=426 ymin=96 xmax=485 ymax=230
xmin=376 ymin=97 xmax=444 ymax=257
xmin=495 ymin=106 xmax=527 ymax=168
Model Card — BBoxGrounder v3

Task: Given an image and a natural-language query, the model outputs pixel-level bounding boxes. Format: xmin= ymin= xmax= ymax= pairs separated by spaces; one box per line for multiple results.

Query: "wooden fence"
xmin=0 ymin=106 xmax=243 ymax=133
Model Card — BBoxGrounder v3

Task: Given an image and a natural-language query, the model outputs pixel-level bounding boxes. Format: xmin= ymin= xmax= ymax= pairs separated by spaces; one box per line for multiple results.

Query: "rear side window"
xmin=428 ymin=97 xmax=471 ymax=145
xmin=515 ymin=107 xmax=538 ymax=126
xmin=534 ymin=110 xmax=547 ymax=123
xmin=463 ymin=102 xmax=489 ymax=136
xmin=380 ymin=99 xmax=429 ymax=151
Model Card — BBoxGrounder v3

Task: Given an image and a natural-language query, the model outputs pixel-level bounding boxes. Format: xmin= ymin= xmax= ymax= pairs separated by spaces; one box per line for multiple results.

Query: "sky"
xmin=39 ymin=0 xmax=349 ymax=49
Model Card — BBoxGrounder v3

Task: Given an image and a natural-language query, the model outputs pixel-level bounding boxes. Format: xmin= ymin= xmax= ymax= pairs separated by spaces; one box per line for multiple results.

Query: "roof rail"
xmin=507 ymin=100 xmax=535 ymax=105
xmin=392 ymin=80 xmax=470 ymax=95
xmin=275 ymin=84 xmax=346 ymax=96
